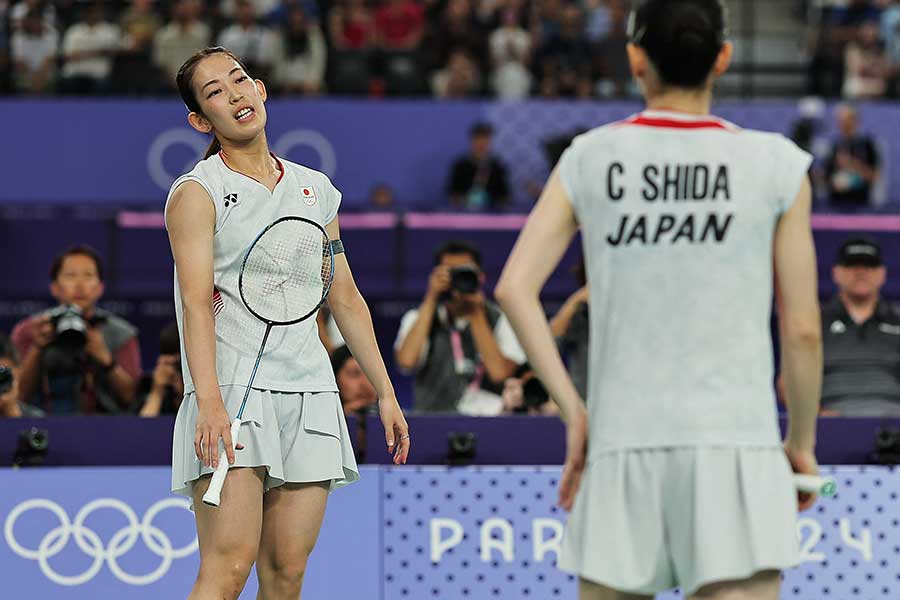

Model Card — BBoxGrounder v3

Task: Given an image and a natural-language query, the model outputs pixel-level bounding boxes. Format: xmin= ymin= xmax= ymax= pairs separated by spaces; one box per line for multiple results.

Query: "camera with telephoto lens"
xmin=449 ymin=266 xmax=480 ymax=294
xmin=46 ymin=304 xmax=88 ymax=347
xmin=0 ymin=366 xmax=12 ymax=395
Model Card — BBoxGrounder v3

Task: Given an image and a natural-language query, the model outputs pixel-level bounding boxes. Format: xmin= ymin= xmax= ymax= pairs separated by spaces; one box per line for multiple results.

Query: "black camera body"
xmin=13 ymin=427 xmax=49 ymax=467
xmin=449 ymin=266 xmax=480 ymax=294
xmin=873 ymin=427 xmax=900 ymax=465
xmin=46 ymin=304 xmax=88 ymax=347
xmin=522 ymin=377 xmax=550 ymax=410
xmin=0 ymin=366 xmax=12 ymax=395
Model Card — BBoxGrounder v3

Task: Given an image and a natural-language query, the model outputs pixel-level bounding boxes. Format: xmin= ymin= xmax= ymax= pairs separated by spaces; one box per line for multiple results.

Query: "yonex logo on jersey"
xmin=224 ymin=193 xmax=238 ymax=208
xmin=300 ymin=186 xmax=317 ymax=206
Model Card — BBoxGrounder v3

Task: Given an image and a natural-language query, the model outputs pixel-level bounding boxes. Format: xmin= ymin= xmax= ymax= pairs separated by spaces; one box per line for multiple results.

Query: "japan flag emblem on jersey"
xmin=301 ymin=186 xmax=317 ymax=206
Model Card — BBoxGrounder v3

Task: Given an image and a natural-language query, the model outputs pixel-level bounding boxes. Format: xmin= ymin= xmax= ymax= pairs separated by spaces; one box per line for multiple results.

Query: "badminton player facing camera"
xmin=165 ymin=47 xmax=409 ymax=600
xmin=497 ymin=2 xmax=823 ymax=599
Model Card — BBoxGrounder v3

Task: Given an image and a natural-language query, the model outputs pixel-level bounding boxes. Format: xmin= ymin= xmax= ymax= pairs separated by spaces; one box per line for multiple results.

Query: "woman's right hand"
xmin=194 ymin=397 xmax=242 ymax=468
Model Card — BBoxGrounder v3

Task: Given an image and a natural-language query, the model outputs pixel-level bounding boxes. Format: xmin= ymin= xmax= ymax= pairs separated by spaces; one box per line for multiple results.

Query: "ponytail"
xmin=204 ymin=138 xmax=221 ymax=160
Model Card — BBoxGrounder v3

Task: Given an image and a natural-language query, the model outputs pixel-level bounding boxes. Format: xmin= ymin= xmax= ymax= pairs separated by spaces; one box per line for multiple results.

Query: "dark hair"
xmin=434 ymin=240 xmax=483 ymax=268
xmin=50 ymin=245 xmax=104 ymax=282
xmin=470 ymin=122 xmax=494 ymax=138
xmin=176 ymin=47 xmax=251 ymax=159
xmin=331 ymin=344 xmax=354 ymax=375
xmin=0 ymin=333 xmax=19 ymax=366
xmin=629 ymin=0 xmax=725 ymax=88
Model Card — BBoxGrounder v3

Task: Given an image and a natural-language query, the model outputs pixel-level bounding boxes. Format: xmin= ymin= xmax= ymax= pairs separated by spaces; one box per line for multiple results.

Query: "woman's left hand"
xmin=379 ymin=396 xmax=410 ymax=465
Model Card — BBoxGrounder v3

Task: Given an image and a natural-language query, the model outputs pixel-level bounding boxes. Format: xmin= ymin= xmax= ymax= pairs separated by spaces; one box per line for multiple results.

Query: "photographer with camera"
xmin=10 ymin=245 xmax=141 ymax=414
xmin=501 ymin=364 xmax=560 ymax=416
xmin=0 ymin=333 xmax=44 ymax=418
xmin=395 ymin=240 xmax=525 ymax=414
xmin=138 ymin=322 xmax=184 ymax=417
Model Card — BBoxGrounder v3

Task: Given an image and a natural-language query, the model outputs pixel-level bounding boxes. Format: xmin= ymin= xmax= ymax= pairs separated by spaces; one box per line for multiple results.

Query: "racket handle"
xmin=202 ymin=418 xmax=242 ymax=507
xmin=794 ymin=474 xmax=838 ymax=497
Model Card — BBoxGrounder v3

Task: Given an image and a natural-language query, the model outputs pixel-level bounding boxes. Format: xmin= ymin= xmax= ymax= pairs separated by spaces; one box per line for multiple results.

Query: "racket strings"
xmin=241 ymin=220 xmax=332 ymax=324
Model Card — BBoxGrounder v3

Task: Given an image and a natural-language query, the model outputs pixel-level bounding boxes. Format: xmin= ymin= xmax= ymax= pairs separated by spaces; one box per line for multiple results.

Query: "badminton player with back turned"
xmin=165 ymin=47 xmax=409 ymax=600
xmin=497 ymin=1 xmax=822 ymax=599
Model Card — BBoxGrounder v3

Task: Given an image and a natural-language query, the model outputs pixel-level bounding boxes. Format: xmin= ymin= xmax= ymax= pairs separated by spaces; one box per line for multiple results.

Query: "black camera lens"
xmin=450 ymin=266 xmax=480 ymax=294
xmin=447 ymin=432 xmax=477 ymax=465
xmin=0 ymin=366 xmax=12 ymax=395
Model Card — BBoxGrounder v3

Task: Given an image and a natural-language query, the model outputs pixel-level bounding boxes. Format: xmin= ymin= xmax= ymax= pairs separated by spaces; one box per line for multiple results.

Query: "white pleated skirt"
xmin=172 ymin=385 xmax=359 ymax=498
xmin=559 ymin=446 xmax=801 ymax=597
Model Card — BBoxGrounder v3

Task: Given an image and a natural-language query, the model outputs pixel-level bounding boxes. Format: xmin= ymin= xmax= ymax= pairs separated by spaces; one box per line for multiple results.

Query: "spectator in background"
xmin=549 ymin=261 xmax=588 ymax=400
xmin=369 ymin=183 xmax=396 ymax=209
xmin=138 ymin=322 xmax=184 ymax=416
xmin=332 ymin=344 xmax=377 ymax=462
xmin=11 ymin=9 xmax=57 ymax=94
xmin=0 ymin=334 xmax=45 ymax=418
xmin=427 ymin=0 xmax=485 ymax=73
xmin=374 ymin=0 xmax=425 ymax=50
xmin=432 ymin=49 xmax=481 ymax=97
xmin=394 ymin=240 xmax=525 ymax=414
xmin=500 ymin=365 xmax=560 ymax=415
xmin=329 ymin=0 xmax=376 ymax=50
xmin=843 ymin=20 xmax=888 ymax=98
xmin=447 ymin=122 xmax=510 ymax=210
xmin=332 ymin=344 xmax=378 ymax=416
xmin=591 ymin=0 xmax=630 ymax=97
xmin=9 ymin=0 xmax=56 ymax=32
xmin=114 ymin=0 xmax=163 ymax=94
xmin=153 ymin=0 xmax=210 ymax=81
xmin=537 ymin=3 xmax=590 ymax=97
xmin=10 ymin=245 xmax=141 ymax=415
xmin=825 ymin=104 xmax=880 ymax=210
xmin=820 ymin=238 xmax=900 ymax=417
xmin=489 ymin=5 xmax=532 ymax=98
xmin=274 ymin=6 xmax=327 ymax=94
xmin=217 ymin=0 xmax=280 ymax=79
xmin=58 ymin=2 xmax=121 ymax=94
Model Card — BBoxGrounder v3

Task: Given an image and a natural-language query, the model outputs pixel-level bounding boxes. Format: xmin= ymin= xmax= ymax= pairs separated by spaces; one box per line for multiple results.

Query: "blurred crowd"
xmin=808 ymin=0 xmax=900 ymax=100
xmin=0 ymin=0 xmax=633 ymax=98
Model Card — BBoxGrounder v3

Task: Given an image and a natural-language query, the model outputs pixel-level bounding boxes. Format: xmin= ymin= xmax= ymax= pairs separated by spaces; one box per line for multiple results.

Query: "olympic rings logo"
xmin=3 ymin=498 xmax=197 ymax=586
xmin=147 ymin=127 xmax=338 ymax=191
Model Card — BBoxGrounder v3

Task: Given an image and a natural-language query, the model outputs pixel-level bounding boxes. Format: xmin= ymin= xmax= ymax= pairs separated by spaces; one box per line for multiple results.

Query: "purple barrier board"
xmin=3 ymin=99 xmax=899 ymax=209
xmin=0 ymin=416 xmax=896 ymax=468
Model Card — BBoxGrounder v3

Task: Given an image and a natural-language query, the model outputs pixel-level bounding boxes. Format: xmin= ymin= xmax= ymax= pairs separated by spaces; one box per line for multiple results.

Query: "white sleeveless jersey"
xmin=165 ymin=153 xmax=340 ymax=394
xmin=558 ymin=110 xmax=812 ymax=453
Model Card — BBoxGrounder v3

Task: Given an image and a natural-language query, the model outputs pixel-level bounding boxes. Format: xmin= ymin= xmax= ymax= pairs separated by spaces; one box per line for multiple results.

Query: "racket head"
xmin=238 ymin=216 xmax=335 ymax=326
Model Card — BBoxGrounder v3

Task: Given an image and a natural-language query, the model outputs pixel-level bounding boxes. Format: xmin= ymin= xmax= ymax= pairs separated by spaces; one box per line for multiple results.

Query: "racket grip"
xmin=794 ymin=474 xmax=838 ymax=497
xmin=202 ymin=418 xmax=242 ymax=507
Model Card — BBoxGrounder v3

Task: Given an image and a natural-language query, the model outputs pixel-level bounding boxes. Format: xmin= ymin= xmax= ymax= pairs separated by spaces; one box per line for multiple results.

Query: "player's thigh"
xmin=579 ymin=578 xmax=655 ymax=600
xmin=191 ymin=467 xmax=266 ymax=558
xmin=258 ymin=481 xmax=330 ymax=567
xmin=688 ymin=570 xmax=781 ymax=600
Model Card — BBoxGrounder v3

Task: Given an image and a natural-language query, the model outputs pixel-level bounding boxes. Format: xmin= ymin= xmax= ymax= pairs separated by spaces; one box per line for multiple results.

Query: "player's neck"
xmin=840 ymin=292 xmax=878 ymax=323
xmin=219 ymin=135 xmax=279 ymax=182
xmin=645 ymin=91 xmax=712 ymax=116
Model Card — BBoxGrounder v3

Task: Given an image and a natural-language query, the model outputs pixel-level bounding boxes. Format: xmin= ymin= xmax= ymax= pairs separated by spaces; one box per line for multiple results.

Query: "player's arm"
xmin=165 ymin=181 xmax=235 ymax=467
xmin=495 ymin=168 xmax=583 ymax=424
xmin=326 ymin=217 xmax=409 ymax=464
xmin=774 ymin=177 xmax=823 ymax=456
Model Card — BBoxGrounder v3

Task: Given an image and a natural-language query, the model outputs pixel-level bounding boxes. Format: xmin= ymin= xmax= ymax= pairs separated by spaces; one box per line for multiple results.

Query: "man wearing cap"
xmin=820 ymin=237 xmax=900 ymax=416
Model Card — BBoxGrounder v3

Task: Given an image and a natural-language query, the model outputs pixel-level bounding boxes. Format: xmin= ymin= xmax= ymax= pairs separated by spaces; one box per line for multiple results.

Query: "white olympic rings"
xmin=147 ymin=127 xmax=338 ymax=191
xmin=4 ymin=497 xmax=197 ymax=586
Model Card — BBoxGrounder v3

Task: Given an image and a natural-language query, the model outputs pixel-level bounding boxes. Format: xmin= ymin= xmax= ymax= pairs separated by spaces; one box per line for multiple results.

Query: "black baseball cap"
xmin=836 ymin=237 xmax=882 ymax=267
